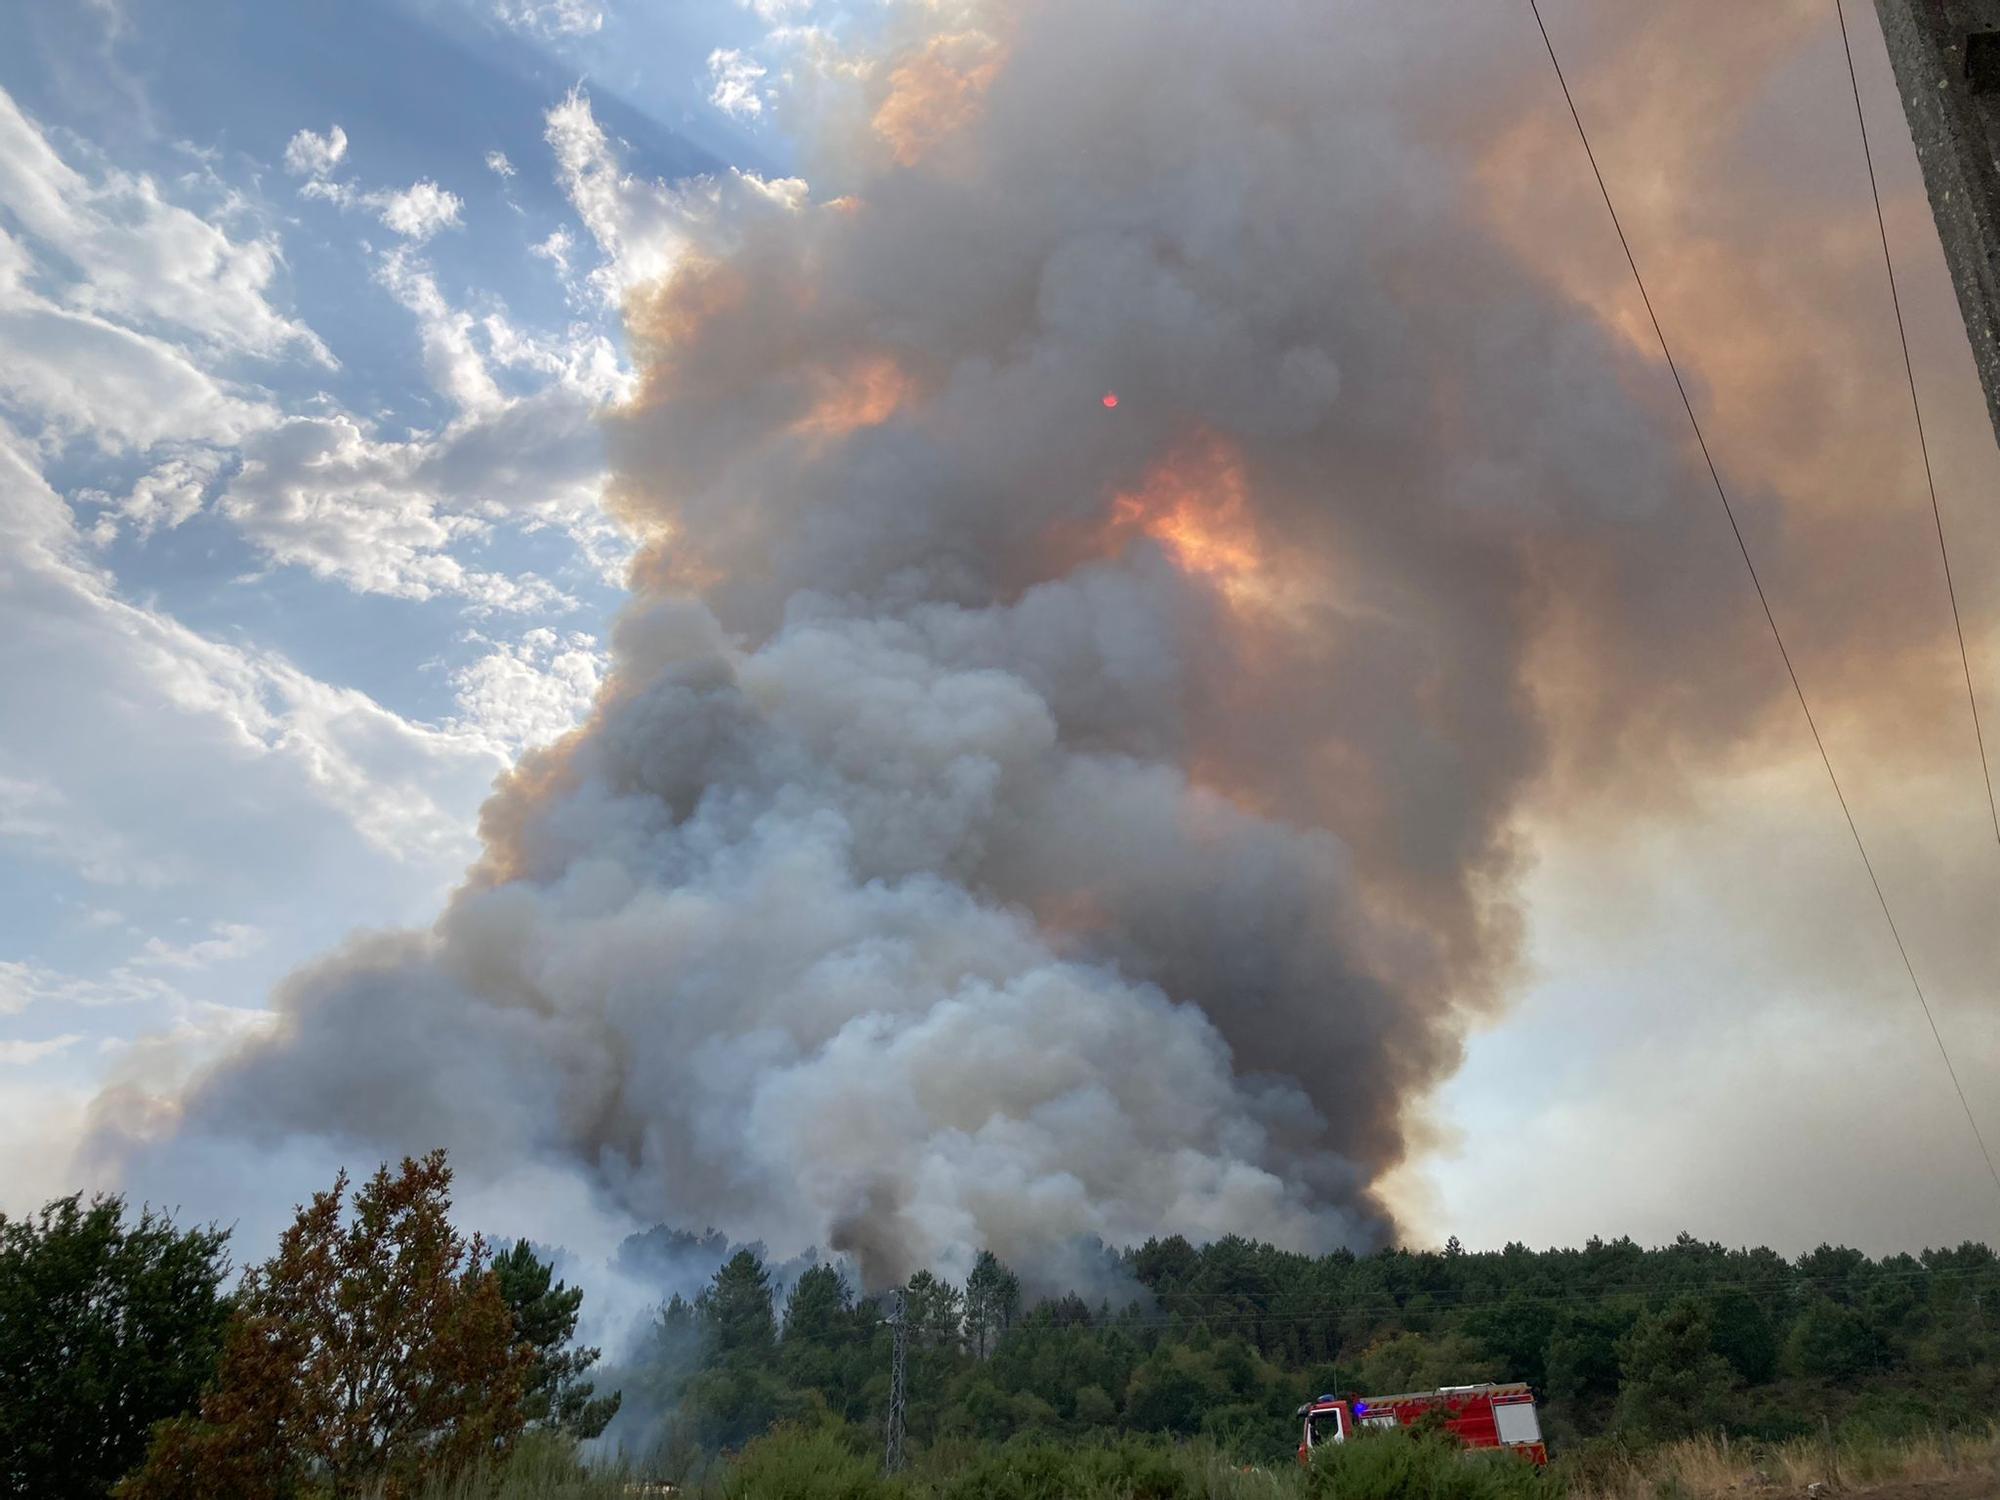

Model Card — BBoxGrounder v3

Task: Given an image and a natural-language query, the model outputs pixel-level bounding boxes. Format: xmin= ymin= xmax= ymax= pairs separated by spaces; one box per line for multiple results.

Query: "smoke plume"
xmin=97 ymin=0 xmax=1856 ymax=1282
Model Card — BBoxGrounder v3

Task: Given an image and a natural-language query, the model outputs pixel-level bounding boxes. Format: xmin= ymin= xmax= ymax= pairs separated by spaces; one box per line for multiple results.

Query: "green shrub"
xmin=709 ymin=1429 xmax=1567 ymax=1500
xmin=1303 ymin=1432 xmax=1560 ymax=1500
xmin=909 ymin=1434 xmax=1304 ymax=1500
xmin=721 ymin=1423 xmax=902 ymax=1500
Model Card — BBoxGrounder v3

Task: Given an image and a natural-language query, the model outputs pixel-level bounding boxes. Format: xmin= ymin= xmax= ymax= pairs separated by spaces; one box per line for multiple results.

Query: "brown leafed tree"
xmin=118 ymin=1149 xmax=529 ymax=1499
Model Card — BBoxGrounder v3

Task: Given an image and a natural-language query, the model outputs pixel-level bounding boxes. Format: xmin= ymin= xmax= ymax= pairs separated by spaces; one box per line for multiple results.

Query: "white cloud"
xmin=0 ymin=89 xmax=327 ymax=364
xmin=0 ymin=426 xmax=509 ymax=882
xmin=0 ymin=299 xmax=271 ymax=452
xmin=120 ymin=452 xmax=221 ymax=534
xmin=707 ymin=47 xmax=768 ymax=120
xmin=185 ymin=201 xmax=630 ymax=604
xmin=447 ymin=628 xmax=604 ymax=755
xmin=0 ymin=772 xmax=182 ymax=886
xmin=485 ymin=149 xmax=516 ymax=178
xmin=0 ymin=90 xmax=326 ymax=457
xmin=0 ymin=437 xmax=511 ymax=1219
xmin=0 ymin=92 xmax=612 ymax=624
xmin=283 ymin=124 xmax=348 ymax=179
xmin=219 ymin=413 xmax=574 ymax=610
xmin=375 ymin=179 xmax=463 ymax=242
xmin=545 ymin=91 xmax=807 ymax=305
xmin=304 ymin=176 xmax=465 ymax=244
xmin=545 ymin=90 xmax=696 ymax=300
xmin=0 ymin=99 xmax=609 ymax=606
xmin=209 ymin=243 xmax=629 ymax=603
xmin=478 ymin=307 xmax=628 ymax=403
xmin=375 ymin=248 xmax=504 ymax=413
xmin=530 ymin=226 xmax=573 ymax=278
xmin=77 ymin=449 xmax=225 ymax=541
xmin=135 ymin=922 xmax=263 ymax=972
xmin=0 ymin=1035 xmax=83 ymax=1066
xmin=0 ymin=60 xmax=651 ymax=1222
xmin=298 ymin=175 xmax=465 ymax=244
xmin=0 ymin=960 xmax=179 ymax=1017
xmin=494 ymin=0 xmax=604 ymax=38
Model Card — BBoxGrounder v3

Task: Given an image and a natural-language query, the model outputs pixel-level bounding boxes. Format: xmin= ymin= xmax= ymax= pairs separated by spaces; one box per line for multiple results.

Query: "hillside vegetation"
xmin=6 ymin=1150 xmax=1997 ymax=1497
xmin=604 ymin=1226 xmax=2000 ymax=1473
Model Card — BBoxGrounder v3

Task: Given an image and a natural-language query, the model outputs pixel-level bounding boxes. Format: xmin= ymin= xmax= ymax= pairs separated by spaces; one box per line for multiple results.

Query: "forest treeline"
xmin=614 ymin=1223 xmax=2000 ymax=1472
xmin=4 ymin=1147 xmax=1997 ymax=1497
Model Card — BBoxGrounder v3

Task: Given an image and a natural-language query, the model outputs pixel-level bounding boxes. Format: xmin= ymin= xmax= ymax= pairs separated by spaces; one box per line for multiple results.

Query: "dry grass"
xmin=1568 ymin=1426 xmax=2000 ymax=1500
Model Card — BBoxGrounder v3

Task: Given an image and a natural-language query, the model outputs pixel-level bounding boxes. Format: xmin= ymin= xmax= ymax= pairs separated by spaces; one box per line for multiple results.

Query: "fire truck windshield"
xmin=1309 ymin=1409 xmax=1343 ymax=1445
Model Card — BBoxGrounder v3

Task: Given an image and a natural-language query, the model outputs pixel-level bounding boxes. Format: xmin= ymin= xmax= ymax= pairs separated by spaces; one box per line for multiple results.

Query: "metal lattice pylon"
xmin=885 ymin=1286 xmax=908 ymax=1474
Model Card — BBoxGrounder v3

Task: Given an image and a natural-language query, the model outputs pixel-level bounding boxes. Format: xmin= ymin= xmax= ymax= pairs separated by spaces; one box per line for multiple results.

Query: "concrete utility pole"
xmin=1876 ymin=0 xmax=2000 ymax=450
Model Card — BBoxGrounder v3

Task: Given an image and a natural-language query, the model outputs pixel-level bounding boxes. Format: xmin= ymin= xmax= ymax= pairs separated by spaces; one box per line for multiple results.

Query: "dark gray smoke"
xmin=94 ymin=0 xmax=1830 ymax=1284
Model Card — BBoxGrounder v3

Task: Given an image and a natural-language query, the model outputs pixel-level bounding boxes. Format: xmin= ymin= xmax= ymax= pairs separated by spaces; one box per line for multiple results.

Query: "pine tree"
xmin=1615 ymin=1296 xmax=1738 ymax=1440
xmin=493 ymin=1240 xmax=620 ymax=1439
xmin=904 ymin=1269 xmax=964 ymax=1351
xmin=705 ymin=1249 xmax=777 ymax=1363
xmin=963 ymin=1250 xmax=1022 ymax=1358
xmin=781 ymin=1262 xmax=852 ymax=1346
xmin=679 ymin=1252 xmax=785 ymax=1450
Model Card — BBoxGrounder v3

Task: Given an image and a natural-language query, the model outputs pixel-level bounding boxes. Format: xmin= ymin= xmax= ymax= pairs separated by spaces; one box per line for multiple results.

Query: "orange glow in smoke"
xmin=1029 ymin=887 xmax=1111 ymax=951
xmin=872 ymin=32 xmax=1003 ymax=166
xmin=1103 ymin=432 xmax=1265 ymax=602
xmin=793 ymin=356 xmax=914 ymax=439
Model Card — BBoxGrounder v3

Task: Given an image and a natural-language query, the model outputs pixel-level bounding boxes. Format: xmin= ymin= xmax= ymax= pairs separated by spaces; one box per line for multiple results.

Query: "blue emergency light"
xmin=1352 ymin=1400 xmax=1369 ymax=1417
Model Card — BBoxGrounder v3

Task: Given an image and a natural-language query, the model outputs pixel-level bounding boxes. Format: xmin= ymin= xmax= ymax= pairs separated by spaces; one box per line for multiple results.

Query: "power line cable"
xmin=1525 ymin=0 xmax=2000 ymax=1207
xmin=1833 ymin=0 xmax=2000 ymax=848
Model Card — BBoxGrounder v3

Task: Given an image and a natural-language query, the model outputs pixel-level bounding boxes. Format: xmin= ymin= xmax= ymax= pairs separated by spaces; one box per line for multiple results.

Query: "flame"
xmin=793 ymin=356 xmax=914 ymax=439
xmin=1102 ymin=432 xmax=1268 ymax=605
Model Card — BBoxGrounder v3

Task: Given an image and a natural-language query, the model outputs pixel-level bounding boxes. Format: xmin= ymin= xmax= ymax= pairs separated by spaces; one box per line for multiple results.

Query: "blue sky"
xmin=0 ymin=0 xmax=811 ymax=1202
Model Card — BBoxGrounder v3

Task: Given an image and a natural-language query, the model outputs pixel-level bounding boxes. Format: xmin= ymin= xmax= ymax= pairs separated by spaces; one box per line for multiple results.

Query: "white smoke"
xmin=144 ymin=586 xmax=1377 ymax=1283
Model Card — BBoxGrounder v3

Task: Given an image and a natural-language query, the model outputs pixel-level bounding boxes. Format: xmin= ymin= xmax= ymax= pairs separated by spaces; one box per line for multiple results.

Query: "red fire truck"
xmin=1296 ymin=1382 xmax=1548 ymax=1466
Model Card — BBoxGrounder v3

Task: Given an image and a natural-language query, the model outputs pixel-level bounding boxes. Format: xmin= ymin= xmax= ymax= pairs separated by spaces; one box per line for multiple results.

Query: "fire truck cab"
xmin=1296 ymin=1382 xmax=1547 ymax=1466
